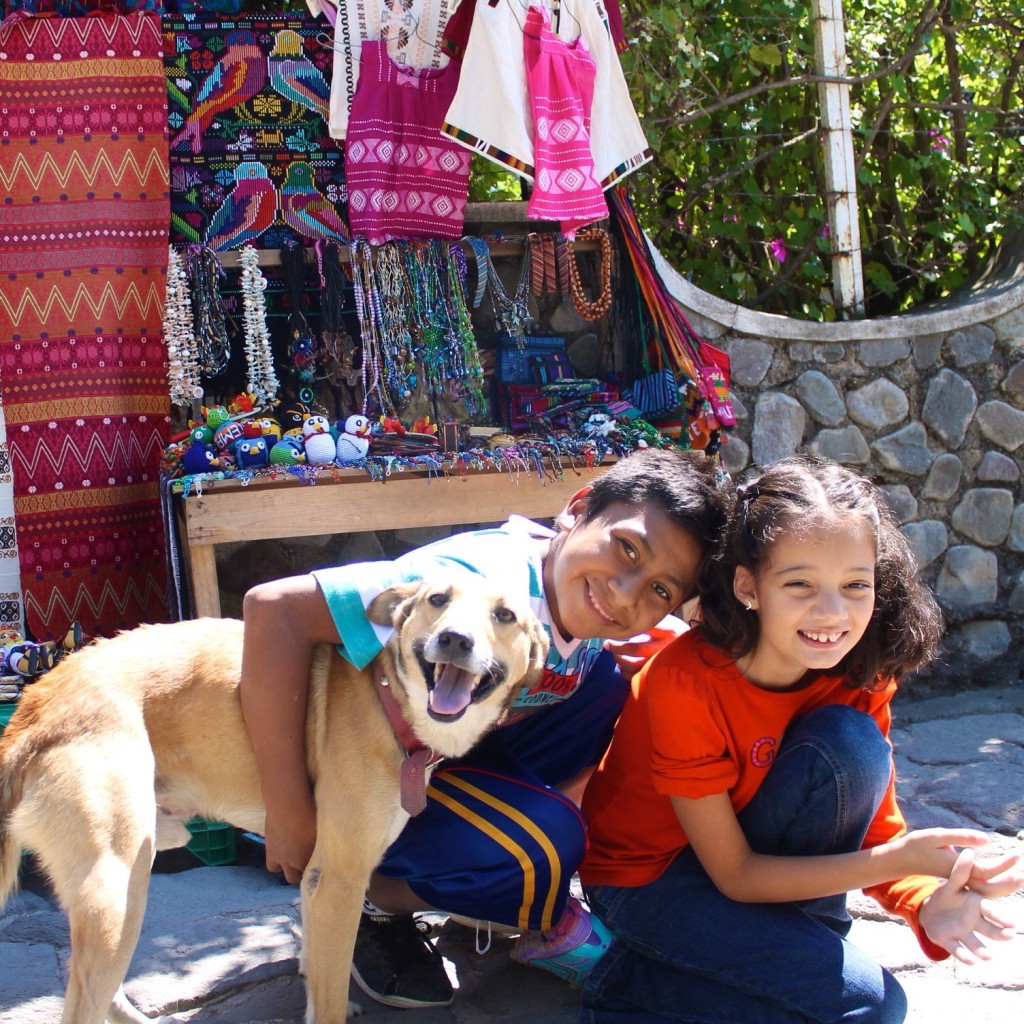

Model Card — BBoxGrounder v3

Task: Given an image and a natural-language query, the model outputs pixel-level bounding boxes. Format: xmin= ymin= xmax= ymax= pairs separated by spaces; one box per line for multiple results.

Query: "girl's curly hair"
xmin=698 ymin=455 xmax=944 ymax=688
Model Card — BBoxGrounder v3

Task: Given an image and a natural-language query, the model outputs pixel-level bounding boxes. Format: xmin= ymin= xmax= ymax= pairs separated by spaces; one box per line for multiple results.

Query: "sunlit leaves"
xmin=620 ymin=0 xmax=1024 ymax=318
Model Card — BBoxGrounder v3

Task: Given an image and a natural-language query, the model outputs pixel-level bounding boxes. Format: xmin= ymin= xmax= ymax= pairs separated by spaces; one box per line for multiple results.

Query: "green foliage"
xmin=467 ymin=156 xmax=523 ymax=203
xmin=621 ymin=0 xmax=1024 ymax=318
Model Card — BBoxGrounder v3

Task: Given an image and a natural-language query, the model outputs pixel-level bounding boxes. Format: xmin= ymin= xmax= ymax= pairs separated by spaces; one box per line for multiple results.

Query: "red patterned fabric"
xmin=0 ymin=12 xmax=172 ymax=640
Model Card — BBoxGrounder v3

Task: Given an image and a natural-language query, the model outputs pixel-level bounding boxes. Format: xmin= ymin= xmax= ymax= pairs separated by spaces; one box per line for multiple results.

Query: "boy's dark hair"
xmin=581 ymin=449 xmax=734 ymax=597
xmin=698 ymin=455 xmax=943 ymax=687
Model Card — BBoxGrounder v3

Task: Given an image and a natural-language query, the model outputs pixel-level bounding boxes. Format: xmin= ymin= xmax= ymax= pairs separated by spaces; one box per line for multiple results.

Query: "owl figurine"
xmin=335 ymin=414 xmax=371 ymax=464
xmin=302 ymin=414 xmax=336 ymax=465
xmin=236 ymin=436 xmax=270 ymax=469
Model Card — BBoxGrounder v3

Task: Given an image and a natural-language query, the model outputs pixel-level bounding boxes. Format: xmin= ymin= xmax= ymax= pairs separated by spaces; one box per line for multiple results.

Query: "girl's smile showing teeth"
xmin=801 ymin=630 xmax=846 ymax=645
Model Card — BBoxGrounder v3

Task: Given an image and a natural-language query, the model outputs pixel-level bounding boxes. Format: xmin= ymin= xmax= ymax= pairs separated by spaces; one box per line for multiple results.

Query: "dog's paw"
xmin=348 ymin=999 xmax=365 ymax=1017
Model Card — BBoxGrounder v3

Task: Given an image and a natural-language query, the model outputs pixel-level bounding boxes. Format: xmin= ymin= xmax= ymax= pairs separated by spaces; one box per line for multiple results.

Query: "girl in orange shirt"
xmin=579 ymin=456 xmax=1023 ymax=1024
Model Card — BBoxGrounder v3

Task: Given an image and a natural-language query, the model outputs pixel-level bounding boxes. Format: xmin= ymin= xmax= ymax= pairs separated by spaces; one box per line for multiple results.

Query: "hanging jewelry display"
xmin=164 ymin=245 xmax=202 ymax=408
xmin=315 ymin=239 xmax=362 ymax=408
xmin=567 ymin=226 xmax=614 ymax=321
xmin=238 ymin=245 xmax=281 ymax=409
xmin=184 ymin=244 xmax=231 ymax=376
xmin=280 ymin=239 xmax=319 ymax=392
xmin=375 ymin=243 xmax=418 ymax=410
xmin=486 ymin=238 xmax=532 ymax=347
xmin=349 ymin=237 xmax=392 ymax=415
xmin=442 ymin=242 xmax=487 ymax=416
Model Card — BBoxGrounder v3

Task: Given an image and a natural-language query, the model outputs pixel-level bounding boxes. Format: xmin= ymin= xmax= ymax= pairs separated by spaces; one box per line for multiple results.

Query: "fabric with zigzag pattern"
xmin=0 ymin=11 xmax=172 ymax=641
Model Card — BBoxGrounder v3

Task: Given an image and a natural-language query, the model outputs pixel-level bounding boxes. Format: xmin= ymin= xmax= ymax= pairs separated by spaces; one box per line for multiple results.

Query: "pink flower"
xmin=768 ymin=238 xmax=787 ymax=263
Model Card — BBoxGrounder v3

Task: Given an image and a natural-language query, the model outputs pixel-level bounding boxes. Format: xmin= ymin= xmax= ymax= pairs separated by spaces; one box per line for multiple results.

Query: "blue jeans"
xmin=582 ymin=705 xmax=907 ymax=1024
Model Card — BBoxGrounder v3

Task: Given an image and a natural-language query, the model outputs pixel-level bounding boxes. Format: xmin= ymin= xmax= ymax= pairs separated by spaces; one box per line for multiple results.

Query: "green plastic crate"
xmin=0 ymin=701 xmax=18 ymax=733
xmin=185 ymin=817 xmax=237 ymax=866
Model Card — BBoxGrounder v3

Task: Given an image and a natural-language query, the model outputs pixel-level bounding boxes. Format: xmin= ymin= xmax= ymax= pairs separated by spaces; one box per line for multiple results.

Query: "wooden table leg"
xmin=188 ymin=543 xmax=221 ymax=619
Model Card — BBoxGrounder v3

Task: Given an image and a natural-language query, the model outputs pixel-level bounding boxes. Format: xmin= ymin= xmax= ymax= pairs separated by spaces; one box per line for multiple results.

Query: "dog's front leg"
xmin=301 ymin=853 xmax=367 ymax=1022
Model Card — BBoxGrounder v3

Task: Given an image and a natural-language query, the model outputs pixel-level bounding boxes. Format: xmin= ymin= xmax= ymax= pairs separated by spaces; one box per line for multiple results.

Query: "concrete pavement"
xmin=3 ymin=685 xmax=1023 ymax=1024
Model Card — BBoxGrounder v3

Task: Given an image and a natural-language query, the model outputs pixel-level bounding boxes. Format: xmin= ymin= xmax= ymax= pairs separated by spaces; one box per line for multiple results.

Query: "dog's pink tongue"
xmin=430 ymin=663 xmax=476 ymax=716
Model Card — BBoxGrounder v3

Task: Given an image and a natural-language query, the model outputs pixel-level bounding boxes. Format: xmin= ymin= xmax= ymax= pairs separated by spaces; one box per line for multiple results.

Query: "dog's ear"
xmin=367 ymin=581 xmax=424 ymax=628
xmin=523 ymin=614 xmax=550 ymax=685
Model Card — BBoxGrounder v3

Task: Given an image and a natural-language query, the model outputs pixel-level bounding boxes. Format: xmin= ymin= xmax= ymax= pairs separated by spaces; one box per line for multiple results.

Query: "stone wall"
xmin=650 ymin=235 xmax=1024 ymax=690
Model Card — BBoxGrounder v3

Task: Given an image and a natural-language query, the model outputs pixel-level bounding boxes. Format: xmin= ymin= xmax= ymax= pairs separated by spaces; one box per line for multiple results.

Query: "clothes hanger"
xmin=316 ymin=8 xmax=446 ymax=62
xmin=506 ymin=0 xmax=582 ymax=39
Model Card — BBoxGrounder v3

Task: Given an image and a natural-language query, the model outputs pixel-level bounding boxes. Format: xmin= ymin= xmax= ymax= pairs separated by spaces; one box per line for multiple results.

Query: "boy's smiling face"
xmin=544 ymin=495 xmax=705 ymax=642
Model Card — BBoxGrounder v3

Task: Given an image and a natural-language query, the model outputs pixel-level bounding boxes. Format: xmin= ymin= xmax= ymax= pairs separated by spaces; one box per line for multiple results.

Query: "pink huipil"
xmin=344 ymin=39 xmax=470 ymax=243
xmin=523 ymin=4 xmax=607 ymax=238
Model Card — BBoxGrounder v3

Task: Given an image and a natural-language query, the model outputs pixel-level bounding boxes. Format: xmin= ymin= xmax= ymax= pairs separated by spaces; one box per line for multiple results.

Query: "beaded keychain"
xmin=164 ymin=245 xmax=203 ymax=407
xmin=239 ymin=244 xmax=281 ymax=409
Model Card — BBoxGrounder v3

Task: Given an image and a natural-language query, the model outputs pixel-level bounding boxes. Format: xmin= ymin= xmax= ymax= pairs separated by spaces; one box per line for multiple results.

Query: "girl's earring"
xmin=744 ymin=600 xmax=753 ymax=611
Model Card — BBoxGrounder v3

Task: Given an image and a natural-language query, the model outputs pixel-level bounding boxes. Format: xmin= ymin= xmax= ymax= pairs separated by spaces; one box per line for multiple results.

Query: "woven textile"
xmin=311 ymin=0 xmax=455 ymax=141
xmin=165 ymin=12 xmax=349 ymax=250
xmin=523 ymin=4 xmax=607 ymax=237
xmin=345 ymin=39 xmax=469 ymax=243
xmin=0 ymin=12 xmax=172 ymax=640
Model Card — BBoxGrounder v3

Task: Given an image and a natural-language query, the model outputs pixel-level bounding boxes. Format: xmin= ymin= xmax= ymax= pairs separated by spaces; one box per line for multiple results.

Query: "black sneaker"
xmin=350 ymin=913 xmax=454 ymax=1009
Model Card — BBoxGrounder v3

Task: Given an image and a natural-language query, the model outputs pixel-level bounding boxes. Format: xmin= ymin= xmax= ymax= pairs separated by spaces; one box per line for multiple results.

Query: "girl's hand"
xmin=961 ymin=847 xmax=1024 ymax=898
xmin=894 ymin=827 xmax=990 ymax=879
xmin=605 ymin=615 xmax=687 ymax=679
xmin=919 ymin=848 xmax=1023 ymax=965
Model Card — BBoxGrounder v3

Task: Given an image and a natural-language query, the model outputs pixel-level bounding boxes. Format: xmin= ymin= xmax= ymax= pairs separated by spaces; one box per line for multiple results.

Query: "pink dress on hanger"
xmin=344 ymin=38 xmax=470 ymax=243
xmin=523 ymin=4 xmax=607 ymax=237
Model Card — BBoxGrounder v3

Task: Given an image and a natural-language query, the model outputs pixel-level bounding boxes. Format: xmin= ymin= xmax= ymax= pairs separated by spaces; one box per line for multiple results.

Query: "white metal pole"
xmin=812 ymin=0 xmax=865 ymax=318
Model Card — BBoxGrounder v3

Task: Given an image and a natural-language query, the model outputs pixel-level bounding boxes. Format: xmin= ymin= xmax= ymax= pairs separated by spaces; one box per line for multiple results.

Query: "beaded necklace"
xmin=376 ymin=242 xmax=417 ymax=408
xmin=185 ymin=244 xmax=231 ymax=376
xmin=239 ymin=245 xmax=281 ymax=409
xmin=350 ymin=238 xmax=392 ymax=415
xmin=408 ymin=240 xmax=448 ymax=404
xmin=164 ymin=245 xmax=202 ymax=407
xmin=442 ymin=242 xmax=486 ymax=415
xmin=316 ymin=239 xmax=362 ymax=397
xmin=567 ymin=226 xmax=614 ymax=321
xmin=487 ymin=239 xmax=532 ymax=346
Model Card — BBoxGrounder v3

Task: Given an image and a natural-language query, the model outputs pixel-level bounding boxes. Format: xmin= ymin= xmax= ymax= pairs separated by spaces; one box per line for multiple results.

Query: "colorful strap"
xmin=463 ymin=235 xmax=492 ymax=309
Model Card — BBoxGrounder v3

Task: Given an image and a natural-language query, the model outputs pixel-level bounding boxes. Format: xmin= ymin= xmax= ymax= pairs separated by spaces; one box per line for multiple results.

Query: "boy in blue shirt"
xmin=239 ymin=448 xmax=732 ymax=1008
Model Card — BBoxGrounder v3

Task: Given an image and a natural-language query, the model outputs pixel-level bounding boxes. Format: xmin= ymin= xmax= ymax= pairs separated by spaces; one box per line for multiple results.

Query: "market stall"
xmin=0 ymin=0 xmax=736 ymax=646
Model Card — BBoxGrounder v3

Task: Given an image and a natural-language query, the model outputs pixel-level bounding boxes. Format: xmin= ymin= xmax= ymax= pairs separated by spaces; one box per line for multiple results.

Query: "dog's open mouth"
xmin=419 ymin=655 xmax=504 ymax=720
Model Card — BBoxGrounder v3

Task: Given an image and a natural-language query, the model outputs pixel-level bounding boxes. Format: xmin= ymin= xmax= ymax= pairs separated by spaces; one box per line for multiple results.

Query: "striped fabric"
xmin=0 ymin=12 xmax=171 ymax=639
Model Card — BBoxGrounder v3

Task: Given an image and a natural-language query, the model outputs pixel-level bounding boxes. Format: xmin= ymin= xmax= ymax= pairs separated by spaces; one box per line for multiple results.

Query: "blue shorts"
xmin=376 ymin=650 xmax=628 ymax=930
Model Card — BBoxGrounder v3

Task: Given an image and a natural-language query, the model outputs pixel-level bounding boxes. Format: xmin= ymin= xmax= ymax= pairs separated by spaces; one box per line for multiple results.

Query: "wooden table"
xmin=177 ymin=461 xmax=607 ymax=617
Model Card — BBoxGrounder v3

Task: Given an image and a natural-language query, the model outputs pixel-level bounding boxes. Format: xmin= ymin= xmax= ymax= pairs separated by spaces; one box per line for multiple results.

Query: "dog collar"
xmin=373 ymin=662 xmax=443 ymax=816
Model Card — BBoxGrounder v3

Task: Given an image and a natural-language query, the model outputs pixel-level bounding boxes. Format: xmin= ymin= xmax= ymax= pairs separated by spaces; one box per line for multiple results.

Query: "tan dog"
xmin=0 ymin=574 xmax=547 ymax=1024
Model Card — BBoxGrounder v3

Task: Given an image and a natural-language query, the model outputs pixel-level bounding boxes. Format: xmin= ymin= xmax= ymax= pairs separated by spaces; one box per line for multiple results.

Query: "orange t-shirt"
xmin=580 ymin=629 xmax=947 ymax=959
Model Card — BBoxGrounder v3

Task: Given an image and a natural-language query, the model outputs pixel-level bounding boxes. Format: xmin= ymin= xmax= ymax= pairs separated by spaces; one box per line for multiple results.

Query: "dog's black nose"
xmin=437 ymin=630 xmax=474 ymax=653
